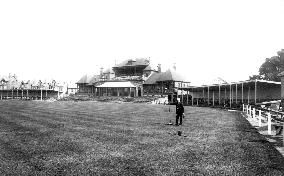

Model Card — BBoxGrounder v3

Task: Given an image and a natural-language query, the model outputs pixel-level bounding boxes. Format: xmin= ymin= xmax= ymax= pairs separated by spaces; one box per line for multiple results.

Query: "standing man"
xmin=176 ymin=98 xmax=184 ymax=126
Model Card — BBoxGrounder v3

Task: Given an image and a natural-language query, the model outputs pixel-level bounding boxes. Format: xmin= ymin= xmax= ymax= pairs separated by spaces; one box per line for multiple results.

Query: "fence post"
xmin=242 ymin=104 xmax=245 ymax=112
xmin=253 ymin=108 xmax=256 ymax=121
xmin=249 ymin=106 xmax=251 ymax=118
xmin=258 ymin=110 xmax=262 ymax=127
xmin=246 ymin=105 xmax=249 ymax=115
xmin=267 ymin=112 xmax=271 ymax=135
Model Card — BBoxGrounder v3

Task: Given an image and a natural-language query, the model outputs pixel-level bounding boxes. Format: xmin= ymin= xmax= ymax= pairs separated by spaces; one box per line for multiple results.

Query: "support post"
xmin=231 ymin=85 xmax=234 ymax=104
xmin=254 ymin=80 xmax=257 ymax=104
xmin=12 ymin=89 xmax=13 ymax=99
xmin=41 ymin=88 xmax=43 ymax=101
xmin=136 ymin=87 xmax=138 ymax=97
xmin=267 ymin=112 xmax=271 ymax=135
xmin=224 ymin=88 xmax=227 ymax=105
xmin=246 ymin=105 xmax=249 ymax=115
xmin=186 ymin=91 xmax=189 ymax=105
xmin=213 ymin=91 xmax=215 ymax=106
xmin=235 ymin=83 xmax=237 ymax=104
xmin=181 ymin=89 xmax=184 ymax=103
xmin=229 ymin=84 xmax=231 ymax=108
xmin=241 ymin=82 xmax=243 ymax=103
xmin=46 ymin=88 xmax=47 ymax=99
xmin=197 ymin=98 xmax=199 ymax=106
xmin=192 ymin=90 xmax=194 ymax=106
xmin=27 ymin=89 xmax=29 ymax=100
xmin=17 ymin=89 xmax=18 ymax=99
xmin=207 ymin=86 xmax=210 ymax=105
xmin=248 ymin=87 xmax=250 ymax=104
xmin=242 ymin=104 xmax=245 ymax=112
xmin=21 ymin=89 xmax=23 ymax=99
xmin=219 ymin=85 xmax=221 ymax=105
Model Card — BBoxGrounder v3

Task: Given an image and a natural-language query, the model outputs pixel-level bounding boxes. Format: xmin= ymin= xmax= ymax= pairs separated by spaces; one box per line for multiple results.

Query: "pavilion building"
xmin=76 ymin=58 xmax=158 ymax=97
xmin=143 ymin=68 xmax=191 ymax=103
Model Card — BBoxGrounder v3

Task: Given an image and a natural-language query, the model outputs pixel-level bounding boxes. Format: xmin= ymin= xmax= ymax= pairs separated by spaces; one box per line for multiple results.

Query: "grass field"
xmin=0 ymin=100 xmax=284 ymax=175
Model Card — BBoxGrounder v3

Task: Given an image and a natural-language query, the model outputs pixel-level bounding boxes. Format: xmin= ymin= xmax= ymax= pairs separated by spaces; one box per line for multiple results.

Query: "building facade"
xmin=76 ymin=58 xmax=158 ymax=97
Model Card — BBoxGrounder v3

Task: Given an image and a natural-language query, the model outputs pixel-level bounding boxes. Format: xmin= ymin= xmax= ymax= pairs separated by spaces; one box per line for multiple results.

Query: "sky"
xmin=1 ymin=0 xmax=284 ymax=86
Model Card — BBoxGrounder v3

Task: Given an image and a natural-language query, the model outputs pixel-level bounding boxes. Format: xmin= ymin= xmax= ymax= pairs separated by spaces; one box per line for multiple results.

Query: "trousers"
xmin=176 ymin=114 xmax=183 ymax=125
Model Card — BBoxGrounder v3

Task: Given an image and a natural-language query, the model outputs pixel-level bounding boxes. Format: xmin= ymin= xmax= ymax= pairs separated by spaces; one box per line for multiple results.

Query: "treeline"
xmin=249 ymin=49 xmax=284 ymax=82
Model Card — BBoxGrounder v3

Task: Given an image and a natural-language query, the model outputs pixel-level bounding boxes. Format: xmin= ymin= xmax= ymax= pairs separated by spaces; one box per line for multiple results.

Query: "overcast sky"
xmin=1 ymin=0 xmax=284 ymax=86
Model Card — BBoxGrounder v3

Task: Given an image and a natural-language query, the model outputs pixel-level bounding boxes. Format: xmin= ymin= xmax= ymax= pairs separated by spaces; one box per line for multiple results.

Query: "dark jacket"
xmin=176 ymin=102 xmax=184 ymax=115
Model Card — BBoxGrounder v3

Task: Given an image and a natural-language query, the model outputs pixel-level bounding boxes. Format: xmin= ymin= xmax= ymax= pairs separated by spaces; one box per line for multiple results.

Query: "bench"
xmin=267 ymin=111 xmax=284 ymax=136
xmin=272 ymin=123 xmax=283 ymax=135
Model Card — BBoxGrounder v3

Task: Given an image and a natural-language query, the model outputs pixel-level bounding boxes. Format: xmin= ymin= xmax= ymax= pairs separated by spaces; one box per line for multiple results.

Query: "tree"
xmin=248 ymin=74 xmax=263 ymax=81
xmin=259 ymin=56 xmax=284 ymax=81
xmin=249 ymin=49 xmax=284 ymax=81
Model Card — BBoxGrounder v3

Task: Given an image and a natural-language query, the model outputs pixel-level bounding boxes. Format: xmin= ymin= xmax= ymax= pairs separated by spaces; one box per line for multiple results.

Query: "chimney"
xmin=173 ymin=63 xmax=176 ymax=71
xmin=100 ymin=67 xmax=104 ymax=76
xmin=158 ymin=64 xmax=161 ymax=73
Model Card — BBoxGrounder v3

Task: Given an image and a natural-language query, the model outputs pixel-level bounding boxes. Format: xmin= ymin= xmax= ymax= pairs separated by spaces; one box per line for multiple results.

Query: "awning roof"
xmin=179 ymin=79 xmax=281 ymax=91
xmin=96 ymin=81 xmax=136 ymax=88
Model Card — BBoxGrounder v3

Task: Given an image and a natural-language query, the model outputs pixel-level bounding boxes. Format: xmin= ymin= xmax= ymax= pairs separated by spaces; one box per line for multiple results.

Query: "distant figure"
xmin=176 ymin=99 xmax=184 ymax=126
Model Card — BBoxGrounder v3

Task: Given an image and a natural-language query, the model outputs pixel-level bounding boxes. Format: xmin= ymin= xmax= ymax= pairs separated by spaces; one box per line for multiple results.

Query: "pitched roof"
xmin=143 ymin=72 xmax=162 ymax=84
xmin=143 ymin=65 xmax=156 ymax=71
xmin=76 ymin=75 xmax=96 ymax=84
xmin=113 ymin=58 xmax=150 ymax=67
xmin=157 ymin=69 xmax=188 ymax=82
xmin=143 ymin=69 xmax=189 ymax=84
xmin=96 ymin=81 xmax=136 ymax=88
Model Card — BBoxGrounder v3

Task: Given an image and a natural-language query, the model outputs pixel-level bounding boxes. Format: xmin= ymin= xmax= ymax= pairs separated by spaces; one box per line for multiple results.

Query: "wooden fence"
xmin=242 ymin=104 xmax=284 ymax=146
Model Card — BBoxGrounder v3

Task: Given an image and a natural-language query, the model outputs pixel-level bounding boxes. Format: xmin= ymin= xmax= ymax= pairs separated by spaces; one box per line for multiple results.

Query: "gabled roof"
xmin=143 ymin=65 xmax=156 ymax=71
xmin=144 ymin=72 xmax=162 ymax=84
xmin=113 ymin=58 xmax=150 ymax=67
xmin=143 ymin=69 xmax=189 ymax=85
xmin=96 ymin=81 xmax=136 ymax=88
xmin=76 ymin=75 xmax=96 ymax=84
xmin=157 ymin=69 xmax=188 ymax=82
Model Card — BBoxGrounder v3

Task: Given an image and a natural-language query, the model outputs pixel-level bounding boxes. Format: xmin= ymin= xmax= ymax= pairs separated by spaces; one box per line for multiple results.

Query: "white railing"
xmin=242 ymin=104 xmax=284 ymax=145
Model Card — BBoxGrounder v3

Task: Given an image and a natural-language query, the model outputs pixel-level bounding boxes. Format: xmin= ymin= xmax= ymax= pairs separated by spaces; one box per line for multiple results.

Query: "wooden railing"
xmin=242 ymin=104 xmax=284 ymax=146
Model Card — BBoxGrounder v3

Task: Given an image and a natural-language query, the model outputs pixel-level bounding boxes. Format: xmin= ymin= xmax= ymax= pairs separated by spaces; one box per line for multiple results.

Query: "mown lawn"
xmin=0 ymin=100 xmax=284 ymax=175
